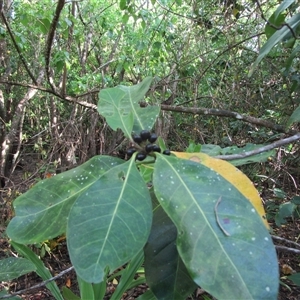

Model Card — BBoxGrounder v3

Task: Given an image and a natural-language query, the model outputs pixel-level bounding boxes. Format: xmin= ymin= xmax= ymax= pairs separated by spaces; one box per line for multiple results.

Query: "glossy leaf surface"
xmin=153 ymin=154 xmax=278 ymax=299
xmin=144 ymin=205 xmax=197 ymax=299
xmin=7 ymin=156 xmax=124 ymax=244
xmin=67 ymin=159 xmax=152 ymax=283
xmin=172 ymin=152 xmax=268 ymax=227
xmin=0 ymin=257 xmax=36 ymax=281
xmin=98 ymin=77 xmax=159 ymax=137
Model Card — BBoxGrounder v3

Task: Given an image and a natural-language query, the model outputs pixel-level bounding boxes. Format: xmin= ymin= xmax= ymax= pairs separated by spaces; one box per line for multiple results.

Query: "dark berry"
xmin=136 ymin=152 xmax=147 ymax=161
xmin=140 ymin=130 xmax=151 ymax=141
xmin=152 ymin=145 xmax=161 ymax=153
xmin=145 ymin=144 xmax=154 ymax=153
xmin=126 ymin=148 xmax=136 ymax=157
xmin=132 ymin=134 xmax=143 ymax=144
xmin=163 ymin=149 xmax=171 ymax=155
xmin=148 ymin=133 xmax=158 ymax=143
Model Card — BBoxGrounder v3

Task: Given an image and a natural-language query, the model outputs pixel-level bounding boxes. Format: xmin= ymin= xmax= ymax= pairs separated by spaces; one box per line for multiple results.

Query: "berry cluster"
xmin=127 ymin=130 xmax=171 ymax=161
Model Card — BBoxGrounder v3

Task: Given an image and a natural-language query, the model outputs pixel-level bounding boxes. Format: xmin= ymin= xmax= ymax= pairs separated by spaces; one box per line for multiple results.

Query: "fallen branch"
xmin=161 ymin=104 xmax=289 ymax=133
xmin=0 ymin=266 xmax=74 ymax=299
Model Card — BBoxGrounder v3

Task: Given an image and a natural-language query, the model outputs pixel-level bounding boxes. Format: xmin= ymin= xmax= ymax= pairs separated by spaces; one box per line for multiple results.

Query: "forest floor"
xmin=0 ymin=163 xmax=300 ymax=300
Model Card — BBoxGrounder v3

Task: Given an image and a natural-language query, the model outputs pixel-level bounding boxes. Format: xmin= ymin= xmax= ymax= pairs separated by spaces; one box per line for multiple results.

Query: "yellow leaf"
xmin=172 ymin=152 xmax=269 ymax=228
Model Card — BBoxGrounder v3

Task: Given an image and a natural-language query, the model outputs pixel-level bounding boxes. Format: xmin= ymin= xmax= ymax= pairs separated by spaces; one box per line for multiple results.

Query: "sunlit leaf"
xmin=0 ymin=257 xmax=36 ymax=281
xmin=153 ymin=154 xmax=278 ymax=299
xmin=144 ymin=205 xmax=197 ymax=299
xmin=67 ymin=159 xmax=152 ymax=283
xmin=98 ymin=77 xmax=160 ymax=138
xmin=172 ymin=152 xmax=269 ymax=228
xmin=6 ymin=156 xmax=124 ymax=244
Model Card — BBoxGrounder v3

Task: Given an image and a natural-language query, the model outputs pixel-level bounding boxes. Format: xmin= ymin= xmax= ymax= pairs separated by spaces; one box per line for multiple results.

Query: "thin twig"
xmin=214 ymin=196 xmax=230 ymax=236
xmin=0 ymin=266 xmax=74 ymax=299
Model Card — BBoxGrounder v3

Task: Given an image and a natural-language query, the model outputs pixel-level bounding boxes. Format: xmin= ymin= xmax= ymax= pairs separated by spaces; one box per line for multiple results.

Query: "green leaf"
xmin=10 ymin=241 xmax=64 ymax=300
xmin=275 ymin=202 xmax=296 ymax=226
xmin=0 ymin=257 xmax=36 ymax=281
xmin=6 ymin=156 xmax=124 ymax=244
xmin=78 ymin=276 xmax=95 ymax=300
xmin=152 ymin=42 xmax=161 ymax=50
xmin=62 ymin=287 xmax=81 ymax=300
xmin=67 ymin=159 xmax=152 ymax=283
xmin=120 ymin=0 xmax=127 ymax=10
xmin=249 ymin=13 xmax=300 ymax=76
xmin=287 ymin=104 xmax=300 ymax=127
xmin=37 ymin=18 xmax=51 ymax=34
xmin=144 ymin=205 xmax=197 ymax=299
xmin=288 ymin=272 xmax=300 ymax=286
xmin=98 ymin=77 xmax=160 ymax=137
xmin=292 ymin=195 xmax=300 ymax=205
xmin=186 ymin=141 xmax=201 ymax=153
xmin=153 ymin=155 xmax=279 ymax=299
xmin=139 ymin=163 xmax=154 ymax=183
xmin=136 ymin=289 xmax=157 ymax=300
xmin=265 ymin=13 xmax=286 ymax=39
xmin=274 ymin=0 xmax=296 ymax=19
xmin=110 ymin=250 xmax=144 ymax=300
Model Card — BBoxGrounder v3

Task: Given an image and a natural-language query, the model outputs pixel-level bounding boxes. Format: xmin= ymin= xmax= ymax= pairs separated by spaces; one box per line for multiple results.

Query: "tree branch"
xmin=161 ymin=104 xmax=289 ymax=133
xmin=45 ymin=0 xmax=65 ymax=93
xmin=214 ymin=133 xmax=300 ymax=160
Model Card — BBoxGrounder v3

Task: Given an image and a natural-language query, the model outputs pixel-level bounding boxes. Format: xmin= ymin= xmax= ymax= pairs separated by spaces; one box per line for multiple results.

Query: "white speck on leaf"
xmin=251 ymin=208 xmax=255 ymax=212
xmin=265 ymin=237 xmax=269 ymax=241
xmin=251 ymin=237 xmax=256 ymax=241
xmin=266 ymin=287 xmax=270 ymax=292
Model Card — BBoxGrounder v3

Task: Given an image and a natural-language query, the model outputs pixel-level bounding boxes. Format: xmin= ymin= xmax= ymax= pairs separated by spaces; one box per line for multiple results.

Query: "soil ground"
xmin=1 ymin=161 xmax=300 ymax=300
